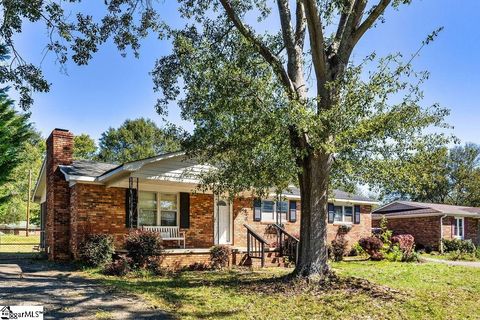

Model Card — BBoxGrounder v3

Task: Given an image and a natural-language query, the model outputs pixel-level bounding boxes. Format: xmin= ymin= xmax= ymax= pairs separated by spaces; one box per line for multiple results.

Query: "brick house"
xmin=372 ymin=201 xmax=480 ymax=250
xmin=33 ymin=129 xmax=378 ymax=266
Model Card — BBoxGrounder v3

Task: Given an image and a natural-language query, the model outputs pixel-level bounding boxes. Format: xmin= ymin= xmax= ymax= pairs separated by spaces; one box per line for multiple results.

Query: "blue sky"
xmin=11 ymin=0 xmax=480 ymax=144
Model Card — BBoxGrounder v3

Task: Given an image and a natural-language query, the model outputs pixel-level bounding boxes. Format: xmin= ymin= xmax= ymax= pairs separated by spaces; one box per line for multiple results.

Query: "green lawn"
xmin=0 ymin=234 xmax=40 ymax=252
xmin=86 ymin=261 xmax=480 ymax=319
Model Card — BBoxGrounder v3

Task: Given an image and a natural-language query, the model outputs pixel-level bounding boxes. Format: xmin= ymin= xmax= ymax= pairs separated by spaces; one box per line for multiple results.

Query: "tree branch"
xmin=352 ymin=0 xmax=391 ymax=46
xmin=301 ymin=0 xmax=328 ymax=103
xmin=294 ymin=0 xmax=306 ymax=49
xmin=219 ymin=0 xmax=296 ymax=96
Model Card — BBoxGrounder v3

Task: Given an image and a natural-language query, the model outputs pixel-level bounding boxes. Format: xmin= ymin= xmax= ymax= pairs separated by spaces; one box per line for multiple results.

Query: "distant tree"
xmin=97 ymin=118 xmax=183 ymax=163
xmin=0 ymin=130 xmax=44 ymax=224
xmin=382 ymin=143 xmax=480 ymax=206
xmin=73 ymin=133 xmax=97 ymax=160
xmin=0 ymin=89 xmax=33 ymax=187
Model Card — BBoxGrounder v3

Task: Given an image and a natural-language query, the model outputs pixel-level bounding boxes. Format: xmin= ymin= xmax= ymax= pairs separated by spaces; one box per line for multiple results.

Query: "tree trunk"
xmin=293 ymin=151 xmax=333 ymax=278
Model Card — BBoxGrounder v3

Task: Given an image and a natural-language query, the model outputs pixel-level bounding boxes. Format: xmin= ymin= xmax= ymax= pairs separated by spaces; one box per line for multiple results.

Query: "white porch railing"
xmin=142 ymin=226 xmax=186 ymax=248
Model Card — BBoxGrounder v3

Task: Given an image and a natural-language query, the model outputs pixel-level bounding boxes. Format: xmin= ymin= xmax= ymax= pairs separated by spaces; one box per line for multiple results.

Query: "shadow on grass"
xmin=98 ymin=268 xmax=403 ymax=319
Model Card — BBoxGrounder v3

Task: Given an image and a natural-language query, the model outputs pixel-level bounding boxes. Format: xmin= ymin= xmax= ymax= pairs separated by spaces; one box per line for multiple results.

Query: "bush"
xmin=476 ymin=247 xmax=480 ymax=259
xmin=379 ymin=216 xmax=393 ymax=247
xmin=79 ymin=234 xmax=115 ymax=267
xmin=385 ymin=245 xmax=403 ymax=262
xmin=210 ymin=245 xmax=231 ymax=269
xmin=125 ymin=229 xmax=163 ymax=267
xmin=359 ymin=236 xmax=384 ymax=261
xmin=331 ymin=237 xmax=348 ymax=262
xmin=103 ymin=256 xmax=132 ymax=276
xmin=391 ymin=234 xmax=415 ymax=261
xmin=442 ymin=239 xmax=476 ymax=254
xmin=349 ymin=242 xmax=366 ymax=257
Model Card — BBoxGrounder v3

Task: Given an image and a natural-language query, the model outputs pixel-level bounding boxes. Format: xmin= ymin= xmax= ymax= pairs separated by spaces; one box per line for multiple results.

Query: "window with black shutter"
xmin=125 ymin=188 xmax=138 ymax=228
xmin=289 ymin=201 xmax=297 ymax=222
xmin=354 ymin=205 xmax=361 ymax=224
xmin=253 ymin=198 xmax=262 ymax=221
xmin=328 ymin=203 xmax=335 ymax=223
xmin=179 ymin=192 xmax=190 ymax=228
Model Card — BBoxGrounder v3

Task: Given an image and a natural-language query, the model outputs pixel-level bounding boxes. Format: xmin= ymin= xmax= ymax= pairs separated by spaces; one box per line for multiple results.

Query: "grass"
xmin=0 ymin=234 xmax=41 ymax=252
xmin=84 ymin=260 xmax=480 ymax=320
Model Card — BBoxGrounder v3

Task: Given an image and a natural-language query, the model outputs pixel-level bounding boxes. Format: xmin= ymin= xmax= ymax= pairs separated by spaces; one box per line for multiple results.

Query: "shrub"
xmin=391 ymin=234 xmax=415 ymax=261
xmin=349 ymin=242 xmax=366 ymax=257
xmin=210 ymin=245 xmax=231 ymax=269
xmin=476 ymin=247 xmax=480 ymax=259
xmin=359 ymin=236 xmax=384 ymax=261
xmin=146 ymin=256 xmax=165 ymax=275
xmin=331 ymin=236 xmax=348 ymax=262
xmin=379 ymin=216 xmax=393 ymax=246
xmin=79 ymin=234 xmax=115 ymax=267
xmin=385 ymin=245 xmax=403 ymax=262
xmin=442 ymin=239 xmax=476 ymax=254
xmin=103 ymin=256 xmax=131 ymax=276
xmin=125 ymin=229 xmax=163 ymax=267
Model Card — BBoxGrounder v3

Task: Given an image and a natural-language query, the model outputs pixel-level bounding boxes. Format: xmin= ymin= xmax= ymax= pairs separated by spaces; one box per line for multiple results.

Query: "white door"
xmin=216 ymin=199 xmax=231 ymax=244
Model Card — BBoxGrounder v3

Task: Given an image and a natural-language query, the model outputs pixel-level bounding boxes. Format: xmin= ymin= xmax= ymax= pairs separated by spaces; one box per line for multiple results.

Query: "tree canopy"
xmin=0 ymin=0 xmax=452 ymax=278
xmin=97 ymin=118 xmax=183 ymax=163
xmin=381 ymin=143 xmax=480 ymax=206
xmin=73 ymin=133 xmax=97 ymax=160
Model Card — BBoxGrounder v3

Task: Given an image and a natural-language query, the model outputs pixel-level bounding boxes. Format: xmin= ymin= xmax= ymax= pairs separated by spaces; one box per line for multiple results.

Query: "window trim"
xmin=453 ymin=217 xmax=464 ymax=240
xmin=138 ymin=191 xmax=179 ymax=227
xmin=260 ymin=199 xmax=289 ymax=223
xmin=331 ymin=205 xmax=354 ymax=225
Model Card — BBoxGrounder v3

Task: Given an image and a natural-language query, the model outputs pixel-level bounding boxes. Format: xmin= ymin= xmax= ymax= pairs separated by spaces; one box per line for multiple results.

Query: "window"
xmin=453 ymin=217 xmax=464 ymax=239
xmin=260 ymin=200 xmax=289 ymax=222
xmin=138 ymin=192 xmax=178 ymax=226
xmin=160 ymin=193 xmax=178 ymax=226
xmin=138 ymin=192 xmax=157 ymax=226
xmin=329 ymin=205 xmax=354 ymax=224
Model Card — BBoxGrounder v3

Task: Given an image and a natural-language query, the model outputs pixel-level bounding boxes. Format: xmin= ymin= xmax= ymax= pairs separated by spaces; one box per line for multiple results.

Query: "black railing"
xmin=272 ymin=223 xmax=299 ymax=264
xmin=244 ymin=224 xmax=268 ymax=267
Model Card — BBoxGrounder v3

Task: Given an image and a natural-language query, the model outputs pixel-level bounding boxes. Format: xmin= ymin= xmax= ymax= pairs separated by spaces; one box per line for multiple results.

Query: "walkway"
xmin=423 ymin=257 xmax=480 ymax=268
xmin=0 ymin=259 xmax=171 ymax=319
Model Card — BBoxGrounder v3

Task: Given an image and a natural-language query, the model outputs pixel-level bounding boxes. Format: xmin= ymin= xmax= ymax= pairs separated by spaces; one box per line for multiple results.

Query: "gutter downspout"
xmin=440 ymin=214 xmax=447 ymax=254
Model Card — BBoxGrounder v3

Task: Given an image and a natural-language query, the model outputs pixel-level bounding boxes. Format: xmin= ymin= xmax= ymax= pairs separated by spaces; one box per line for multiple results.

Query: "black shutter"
xmin=180 ymin=192 xmax=190 ymax=228
xmin=253 ymin=198 xmax=262 ymax=221
xmin=125 ymin=188 xmax=138 ymax=228
xmin=289 ymin=201 xmax=297 ymax=222
xmin=354 ymin=205 xmax=361 ymax=224
xmin=328 ymin=203 xmax=335 ymax=224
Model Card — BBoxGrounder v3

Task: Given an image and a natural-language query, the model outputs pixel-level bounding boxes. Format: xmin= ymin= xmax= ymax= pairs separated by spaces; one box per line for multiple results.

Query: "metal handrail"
xmin=272 ymin=223 xmax=299 ymax=264
xmin=244 ymin=224 xmax=268 ymax=267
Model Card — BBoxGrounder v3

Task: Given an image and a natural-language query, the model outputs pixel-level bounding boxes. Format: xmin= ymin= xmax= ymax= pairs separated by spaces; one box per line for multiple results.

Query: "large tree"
xmin=1 ymin=1 xmax=450 ymax=278
xmin=97 ymin=118 xmax=183 ymax=163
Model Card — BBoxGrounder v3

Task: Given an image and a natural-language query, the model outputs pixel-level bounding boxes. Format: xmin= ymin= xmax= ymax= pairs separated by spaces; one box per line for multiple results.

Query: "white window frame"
xmin=453 ymin=217 xmax=464 ymax=240
xmin=260 ymin=199 xmax=288 ymax=223
xmin=333 ymin=205 xmax=354 ymax=225
xmin=138 ymin=191 xmax=179 ymax=227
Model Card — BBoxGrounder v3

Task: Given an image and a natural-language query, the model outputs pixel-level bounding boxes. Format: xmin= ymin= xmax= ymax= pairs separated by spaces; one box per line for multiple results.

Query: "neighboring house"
xmin=372 ymin=201 xmax=480 ymax=250
xmin=33 ymin=129 xmax=378 ymax=266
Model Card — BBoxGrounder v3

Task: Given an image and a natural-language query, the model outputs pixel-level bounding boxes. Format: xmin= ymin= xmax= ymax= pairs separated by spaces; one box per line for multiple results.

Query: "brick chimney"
xmin=45 ymin=129 xmax=74 ymax=260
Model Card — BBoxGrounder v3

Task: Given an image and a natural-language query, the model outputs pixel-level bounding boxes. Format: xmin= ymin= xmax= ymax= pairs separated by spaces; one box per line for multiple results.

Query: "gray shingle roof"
xmin=59 ymin=160 xmax=118 ymax=178
xmin=374 ymin=200 xmax=480 ymax=216
xmin=283 ymin=187 xmax=377 ymax=202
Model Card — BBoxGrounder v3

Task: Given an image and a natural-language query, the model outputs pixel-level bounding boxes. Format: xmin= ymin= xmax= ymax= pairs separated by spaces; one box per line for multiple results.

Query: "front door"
xmin=216 ymin=198 xmax=231 ymax=244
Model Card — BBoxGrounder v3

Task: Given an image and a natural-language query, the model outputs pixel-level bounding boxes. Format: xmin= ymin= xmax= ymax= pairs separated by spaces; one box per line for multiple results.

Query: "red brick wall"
xmin=45 ymin=129 xmax=73 ymax=260
xmin=232 ymin=197 xmax=301 ymax=248
xmin=182 ymin=193 xmax=214 ymax=248
xmin=373 ymin=216 xmax=442 ymax=248
xmin=327 ymin=205 xmax=372 ymax=248
xmin=232 ymin=199 xmax=372 ymax=249
xmin=70 ymin=184 xmax=128 ymax=258
xmin=373 ymin=215 xmax=480 ymax=249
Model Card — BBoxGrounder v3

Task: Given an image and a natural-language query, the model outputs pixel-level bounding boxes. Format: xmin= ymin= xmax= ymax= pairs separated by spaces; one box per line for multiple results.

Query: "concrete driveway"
xmin=0 ymin=259 xmax=171 ymax=319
